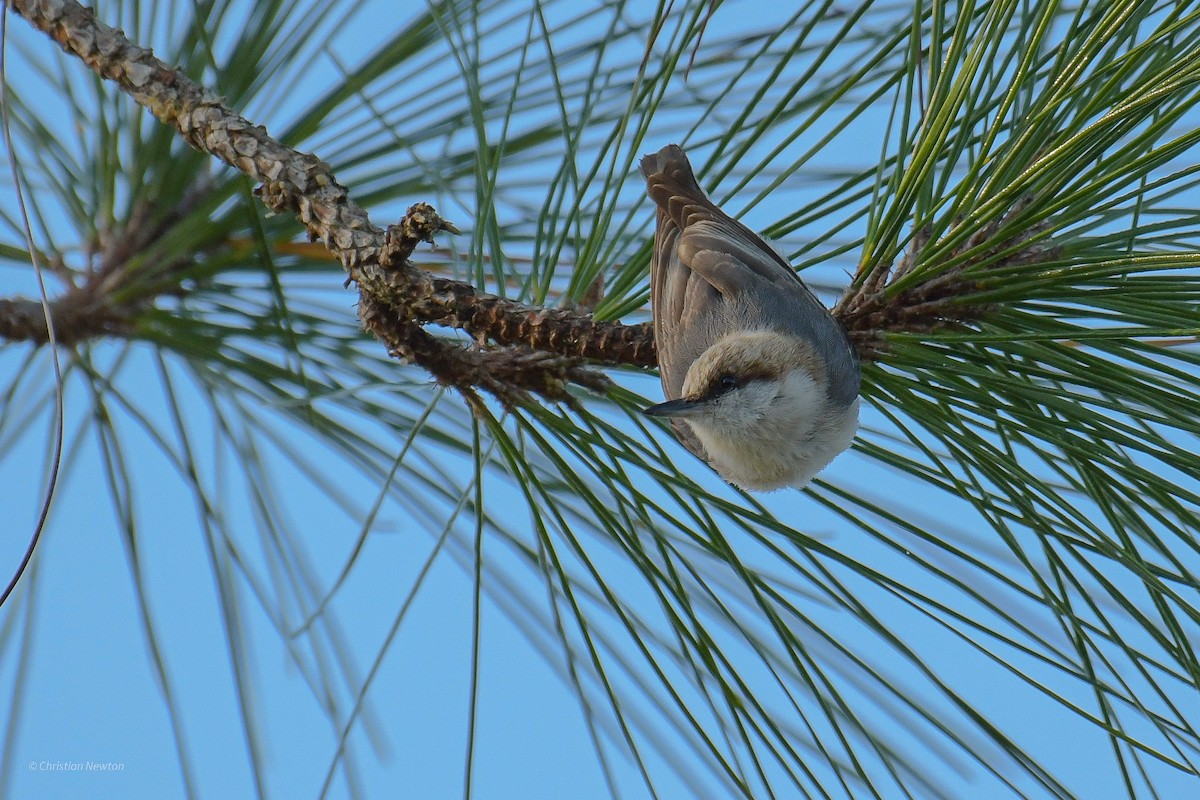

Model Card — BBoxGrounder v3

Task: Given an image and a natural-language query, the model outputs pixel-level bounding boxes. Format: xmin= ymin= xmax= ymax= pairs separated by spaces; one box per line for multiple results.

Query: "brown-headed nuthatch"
xmin=641 ymin=144 xmax=860 ymax=491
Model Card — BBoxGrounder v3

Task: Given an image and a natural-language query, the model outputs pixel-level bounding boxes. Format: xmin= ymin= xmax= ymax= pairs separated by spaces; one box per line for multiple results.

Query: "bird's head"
xmin=644 ymin=330 xmax=858 ymax=490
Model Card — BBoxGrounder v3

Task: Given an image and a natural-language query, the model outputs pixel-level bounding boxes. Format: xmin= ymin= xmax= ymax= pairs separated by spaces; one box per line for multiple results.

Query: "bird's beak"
xmin=642 ymin=398 xmax=706 ymax=418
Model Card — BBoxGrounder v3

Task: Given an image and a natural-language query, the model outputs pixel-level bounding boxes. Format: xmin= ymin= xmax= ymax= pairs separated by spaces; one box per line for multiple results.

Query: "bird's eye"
xmin=717 ymin=374 xmax=740 ymax=393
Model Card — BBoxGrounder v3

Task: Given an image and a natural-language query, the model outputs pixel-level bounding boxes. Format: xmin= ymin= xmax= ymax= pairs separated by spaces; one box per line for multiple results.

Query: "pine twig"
xmin=9 ymin=0 xmax=651 ymax=404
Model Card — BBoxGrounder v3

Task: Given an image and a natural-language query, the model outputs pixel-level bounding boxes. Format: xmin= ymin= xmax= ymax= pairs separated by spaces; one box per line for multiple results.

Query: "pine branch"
xmin=6 ymin=0 xmax=1059 ymax=399
xmin=8 ymin=0 xmax=650 ymax=403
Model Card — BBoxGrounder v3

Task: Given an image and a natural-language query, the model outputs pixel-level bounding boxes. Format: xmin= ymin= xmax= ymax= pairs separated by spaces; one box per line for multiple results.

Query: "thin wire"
xmin=0 ymin=2 xmax=66 ymax=610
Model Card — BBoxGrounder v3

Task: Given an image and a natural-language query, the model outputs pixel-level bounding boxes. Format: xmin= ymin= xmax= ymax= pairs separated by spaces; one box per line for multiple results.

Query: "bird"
xmin=640 ymin=144 xmax=860 ymax=491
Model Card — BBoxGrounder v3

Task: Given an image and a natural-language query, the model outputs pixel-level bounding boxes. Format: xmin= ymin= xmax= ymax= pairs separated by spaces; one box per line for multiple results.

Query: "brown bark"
xmin=8 ymin=0 xmax=652 ymax=404
xmin=6 ymin=0 xmax=1057 ymax=400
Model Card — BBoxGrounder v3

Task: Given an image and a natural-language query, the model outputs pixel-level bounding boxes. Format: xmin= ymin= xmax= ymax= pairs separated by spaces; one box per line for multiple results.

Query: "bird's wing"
xmin=642 ymin=146 xmax=827 ymax=393
xmin=641 ymin=144 xmax=859 ymax=421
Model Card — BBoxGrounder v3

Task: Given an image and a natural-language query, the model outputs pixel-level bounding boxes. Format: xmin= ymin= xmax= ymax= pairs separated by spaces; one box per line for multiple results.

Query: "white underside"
xmin=689 ymin=396 xmax=859 ymax=492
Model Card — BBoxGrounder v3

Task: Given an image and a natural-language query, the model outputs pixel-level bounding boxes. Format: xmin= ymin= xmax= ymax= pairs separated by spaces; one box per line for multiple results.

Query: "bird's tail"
xmin=639 ymin=144 xmax=706 ymax=200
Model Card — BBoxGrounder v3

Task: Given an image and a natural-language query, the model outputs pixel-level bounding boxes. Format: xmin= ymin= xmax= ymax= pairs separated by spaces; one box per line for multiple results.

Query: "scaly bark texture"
xmin=8 ymin=1 xmax=1058 ymax=397
xmin=9 ymin=0 xmax=653 ymax=404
